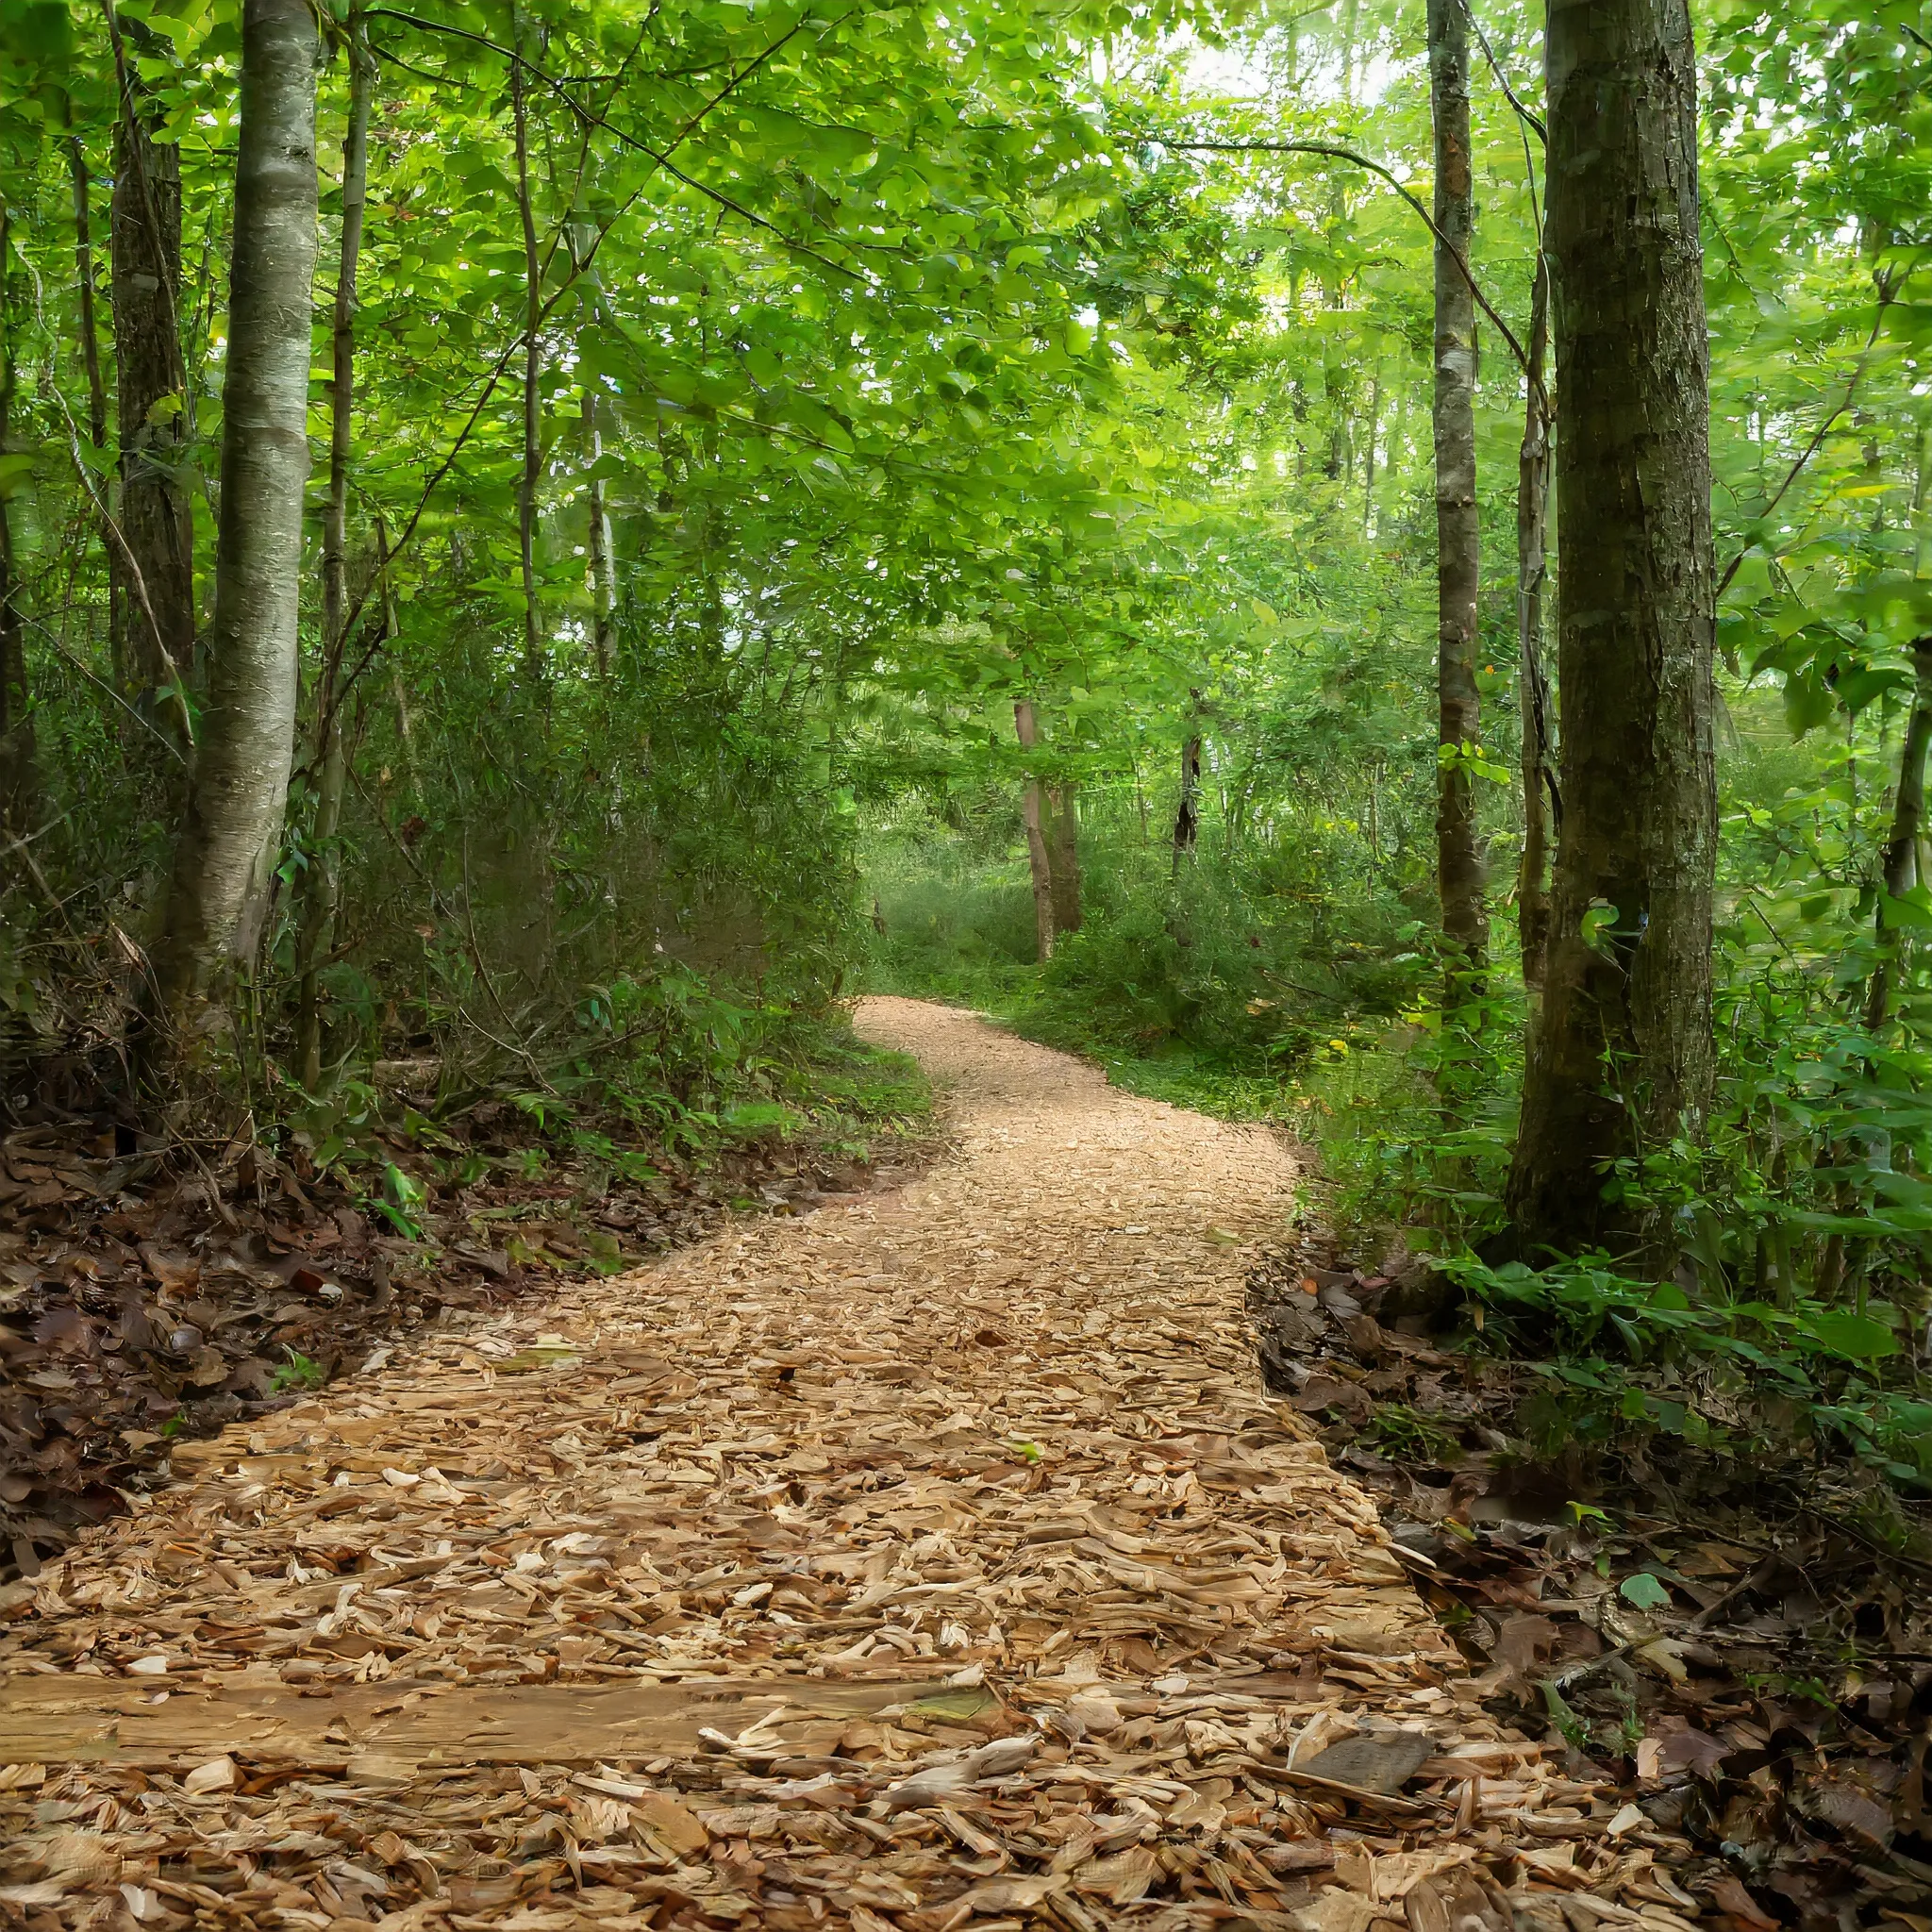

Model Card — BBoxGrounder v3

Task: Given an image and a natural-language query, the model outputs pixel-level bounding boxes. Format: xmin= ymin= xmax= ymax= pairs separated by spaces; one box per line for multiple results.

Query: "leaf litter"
xmin=1250 ymin=1224 xmax=1932 ymax=1931
xmin=0 ymin=1077 xmax=926 ymax=1577
xmin=1 ymin=1001 xmax=1707 ymax=1932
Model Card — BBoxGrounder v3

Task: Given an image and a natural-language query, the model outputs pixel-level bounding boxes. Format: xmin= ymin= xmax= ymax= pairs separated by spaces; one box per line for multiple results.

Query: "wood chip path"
xmin=0 ymin=1000 xmax=1699 ymax=1932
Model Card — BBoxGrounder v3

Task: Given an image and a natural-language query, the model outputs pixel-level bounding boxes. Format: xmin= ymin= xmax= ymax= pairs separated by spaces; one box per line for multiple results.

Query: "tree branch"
xmin=1159 ymin=138 xmax=1538 ymax=390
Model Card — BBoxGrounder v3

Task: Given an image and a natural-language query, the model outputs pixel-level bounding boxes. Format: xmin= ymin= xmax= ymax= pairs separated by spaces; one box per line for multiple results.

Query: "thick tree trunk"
xmin=1047 ymin=781 xmax=1082 ymax=935
xmin=1865 ymin=641 xmax=1932 ymax=1035
xmin=1506 ymin=0 xmax=1718 ymax=1257
xmin=1516 ymin=258 xmax=1554 ymax=987
xmin=1014 ymin=699 xmax=1055 ymax=963
xmin=150 ymin=0 xmax=321 ymax=1034
xmin=1429 ymin=0 xmax=1486 ymax=987
xmin=107 ymin=13 xmax=195 ymax=735
xmin=295 ymin=8 xmax=374 ymax=1091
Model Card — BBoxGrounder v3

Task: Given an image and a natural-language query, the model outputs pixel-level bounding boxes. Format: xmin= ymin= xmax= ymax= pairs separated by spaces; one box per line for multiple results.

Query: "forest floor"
xmin=0 ymin=1001 xmax=1708 ymax=1932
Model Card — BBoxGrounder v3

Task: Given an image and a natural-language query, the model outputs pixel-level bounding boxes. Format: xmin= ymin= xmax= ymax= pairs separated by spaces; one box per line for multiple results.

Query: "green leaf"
xmin=1619 ymin=1573 xmax=1672 ymax=1610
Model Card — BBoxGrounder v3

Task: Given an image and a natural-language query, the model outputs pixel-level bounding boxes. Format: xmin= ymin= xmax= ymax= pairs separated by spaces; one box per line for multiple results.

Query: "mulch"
xmin=1 ymin=1078 xmax=931 ymax=1583
xmin=0 ymin=1002 xmax=1709 ymax=1932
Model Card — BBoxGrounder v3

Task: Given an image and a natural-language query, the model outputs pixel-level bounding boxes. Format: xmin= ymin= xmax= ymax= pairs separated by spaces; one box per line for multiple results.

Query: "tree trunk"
xmin=1014 ymin=699 xmax=1055 ymax=963
xmin=1047 ymin=781 xmax=1082 ymax=935
xmin=149 ymin=0 xmax=321 ymax=1036
xmin=1361 ymin=372 xmax=1379 ymax=536
xmin=584 ymin=388 xmax=616 ymax=676
xmin=0 ymin=214 xmax=33 ymax=835
xmin=294 ymin=8 xmax=374 ymax=1091
xmin=107 ymin=10 xmax=195 ymax=737
xmin=1429 ymin=0 xmax=1486 ymax=989
xmin=1865 ymin=641 xmax=1932 ymax=1035
xmin=1516 ymin=256 xmax=1554 ymax=987
xmin=68 ymin=134 xmax=110 ymax=458
xmin=512 ymin=26 xmax=544 ymax=686
xmin=1506 ymin=0 xmax=1718 ymax=1257
xmin=1173 ymin=691 xmax=1203 ymax=877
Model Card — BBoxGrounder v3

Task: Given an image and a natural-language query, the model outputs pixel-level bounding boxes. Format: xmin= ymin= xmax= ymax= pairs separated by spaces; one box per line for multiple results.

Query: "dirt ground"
xmin=0 ymin=1000 xmax=1703 ymax=1932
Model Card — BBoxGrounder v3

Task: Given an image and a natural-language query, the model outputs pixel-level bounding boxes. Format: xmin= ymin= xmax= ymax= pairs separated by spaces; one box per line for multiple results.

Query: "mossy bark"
xmin=1507 ymin=0 xmax=1718 ymax=1257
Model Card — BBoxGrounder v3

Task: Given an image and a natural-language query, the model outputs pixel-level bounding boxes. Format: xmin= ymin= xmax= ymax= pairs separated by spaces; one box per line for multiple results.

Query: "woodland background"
xmin=0 ymin=0 xmax=1930 ymax=1618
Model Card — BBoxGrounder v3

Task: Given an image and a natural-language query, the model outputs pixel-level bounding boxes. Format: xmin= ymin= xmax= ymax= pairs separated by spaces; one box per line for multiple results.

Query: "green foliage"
xmin=271 ymin=1349 xmax=327 ymax=1394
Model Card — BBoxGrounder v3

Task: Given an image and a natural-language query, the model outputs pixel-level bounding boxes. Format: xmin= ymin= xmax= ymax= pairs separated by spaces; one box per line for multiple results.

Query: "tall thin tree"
xmin=1428 ymin=0 xmax=1486 ymax=989
xmin=1506 ymin=0 xmax=1718 ymax=1255
xmin=295 ymin=7 xmax=375 ymax=1091
xmin=1015 ymin=698 xmax=1056 ymax=963
xmin=149 ymin=0 xmax=322 ymax=1040
xmin=105 ymin=2 xmax=195 ymax=741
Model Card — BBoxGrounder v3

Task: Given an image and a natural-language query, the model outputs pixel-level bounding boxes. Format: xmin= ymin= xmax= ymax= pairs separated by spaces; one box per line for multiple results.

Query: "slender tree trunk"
xmin=1173 ymin=691 xmax=1203 ymax=878
xmin=1047 ymin=781 xmax=1082 ymax=935
xmin=0 ymin=216 xmax=33 ymax=835
xmin=68 ymin=135 xmax=110 ymax=458
xmin=583 ymin=389 xmax=616 ymax=676
xmin=1014 ymin=699 xmax=1055 ymax=963
xmin=1361 ymin=373 xmax=1379 ymax=536
xmin=295 ymin=8 xmax=374 ymax=1091
xmin=1429 ymin=0 xmax=1486 ymax=990
xmin=1866 ymin=641 xmax=1932 ymax=1035
xmin=375 ymin=509 xmax=415 ymax=800
xmin=1506 ymin=0 xmax=1717 ymax=1257
xmin=511 ymin=27 xmax=544 ymax=686
xmin=106 ymin=8 xmax=195 ymax=736
xmin=149 ymin=0 xmax=321 ymax=1038
xmin=1516 ymin=257 xmax=1555 ymax=987
xmin=67 ymin=127 xmax=118 ymax=689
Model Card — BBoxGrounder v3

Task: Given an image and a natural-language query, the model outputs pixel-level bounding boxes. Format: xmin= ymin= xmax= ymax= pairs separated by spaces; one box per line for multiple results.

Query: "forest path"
xmin=0 ymin=1002 xmax=1685 ymax=1931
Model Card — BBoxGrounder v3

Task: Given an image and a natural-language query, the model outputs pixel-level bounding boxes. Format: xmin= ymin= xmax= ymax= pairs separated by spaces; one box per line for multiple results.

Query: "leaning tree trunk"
xmin=294 ymin=7 xmax=374 ymax=1091
xmin=1429 ymin=0 xmax=1486 ymax=991
xmin=149 ymin=0 xmax=321 ymax=1041
xmin=1014 ymin=699 xmax=1056 ymax=964
xmin=1516 ymin=257 xmax=1555 ymax=987
xmin=1865 ymin=641 xmax=1932 ymax=1035
xmin=107 ymin=12 xmax=195 ymax=745
xmin=1505 ymin=0 xmax=1718 ymax=1257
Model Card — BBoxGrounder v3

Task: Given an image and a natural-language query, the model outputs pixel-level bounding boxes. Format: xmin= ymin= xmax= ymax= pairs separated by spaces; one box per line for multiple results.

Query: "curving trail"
xmin=0 ymin=1002 xmax=1694 ymax=1931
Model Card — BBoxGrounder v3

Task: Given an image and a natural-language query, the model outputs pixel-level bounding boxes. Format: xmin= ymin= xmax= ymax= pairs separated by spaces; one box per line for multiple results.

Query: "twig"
xmin=1158 ymin=138 xmax=1536 ymax=388
xmin=365 ymin=8 xmax=864 ymax=282
xmin=1717 ymin=273 xmax=1909 ymax=602
xmin=1457 ymin=0 xmax=1545 ymax=142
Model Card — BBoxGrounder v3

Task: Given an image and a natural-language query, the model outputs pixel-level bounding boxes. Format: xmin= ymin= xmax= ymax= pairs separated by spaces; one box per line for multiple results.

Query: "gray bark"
xmin=151 ymin=0 xmax=321 ymax=1030
xmin=1429 ymin=0 xmax=1486 ymax=986
xmin=1516 ymin=257 xmax=1554 ymax=986
xmin=1507 ymin=0 xmax=1718 ymax=1256
xmin=584 ymin=389 xmax=616 ymax=676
